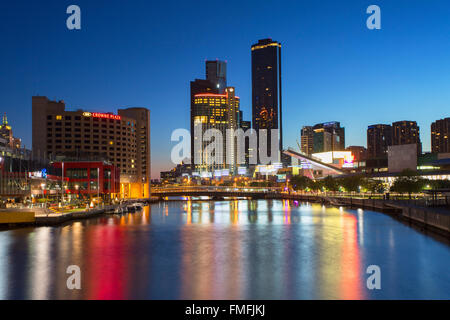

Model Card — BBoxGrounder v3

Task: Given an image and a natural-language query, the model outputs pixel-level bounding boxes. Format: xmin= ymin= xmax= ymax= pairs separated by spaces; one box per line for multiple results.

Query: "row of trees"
xmin=289 ymin=169 xmax=450 ymax=198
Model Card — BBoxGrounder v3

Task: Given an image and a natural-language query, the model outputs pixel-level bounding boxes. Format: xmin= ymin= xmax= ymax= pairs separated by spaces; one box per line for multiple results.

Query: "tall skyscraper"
xmin=251 ymin=38 xmax=282 ymax=162
xmin=190 ymin=61 xmax=227 ymax=166
xmin=206 ymin=60 xmax=227 ymax=93
xmin=191 ymin=88 xmax=240 ymax=174
xmin=431 ymin=117 xmax=450 ymax=153
xmin=367 ymin=124 xmax=393 ymax=159
xmin=300 ymin=126 xmax=314 ymax=155
xmin=392 ymin=120 xmax=422 ymax=154
xmin=190 ymin=79 xmax=218 ymax=165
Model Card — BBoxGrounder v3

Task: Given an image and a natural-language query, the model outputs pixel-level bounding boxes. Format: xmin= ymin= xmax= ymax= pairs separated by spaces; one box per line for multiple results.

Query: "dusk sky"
xmin=1 ymin=0 xmax=450 ymax=178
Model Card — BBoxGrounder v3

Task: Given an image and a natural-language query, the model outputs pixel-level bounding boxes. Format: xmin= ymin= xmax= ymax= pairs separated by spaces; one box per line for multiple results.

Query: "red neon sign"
xmin=83 ymin=112 xmax=121 ymax=120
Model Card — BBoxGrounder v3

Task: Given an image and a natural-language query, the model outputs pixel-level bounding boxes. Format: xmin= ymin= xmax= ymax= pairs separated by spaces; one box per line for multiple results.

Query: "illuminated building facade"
xmin=346 ymin=146 xmax=366 ymax=162
xmin=431 ymin=117 xmax=450 ymax=153
xmin=51 ymin=161 xmax=120 ymax=199
xmin=251 ymin=38 xmax=283 ymax=161
xmin=32 ymin=96 xmax=151 ymax=198
xmin=190 ymin=61 xmax=227 ymax=165
xmin=0 ymin=113 xmax=22 ymax=150
xmin=392 ymin=120 xmax=422 ymax=154
xmin=192 ymin=88 xmax=240 ymax=174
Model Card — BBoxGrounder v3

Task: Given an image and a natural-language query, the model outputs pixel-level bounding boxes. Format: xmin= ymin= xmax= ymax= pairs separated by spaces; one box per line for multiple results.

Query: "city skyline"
xmin=2 ymin=0 xmax=450 ymax=178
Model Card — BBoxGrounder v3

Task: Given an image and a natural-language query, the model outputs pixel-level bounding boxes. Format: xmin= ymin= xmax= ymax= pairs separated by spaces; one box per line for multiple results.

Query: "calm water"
xmin=0 ymin=199 xmax=449 ymax=300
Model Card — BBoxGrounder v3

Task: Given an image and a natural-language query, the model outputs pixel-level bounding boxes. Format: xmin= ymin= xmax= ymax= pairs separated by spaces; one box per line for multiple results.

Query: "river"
xmin=0 ymin=199 xmax=449 ymax=299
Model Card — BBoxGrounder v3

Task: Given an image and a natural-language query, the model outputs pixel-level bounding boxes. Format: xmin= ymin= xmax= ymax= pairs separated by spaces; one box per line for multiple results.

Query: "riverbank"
xmin=0 ymin=198 xmax=159 ymax=229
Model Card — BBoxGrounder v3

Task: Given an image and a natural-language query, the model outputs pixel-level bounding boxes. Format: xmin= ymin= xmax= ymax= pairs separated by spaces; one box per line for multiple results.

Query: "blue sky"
xmin=1 ymin=0 xmax=450 ymax=178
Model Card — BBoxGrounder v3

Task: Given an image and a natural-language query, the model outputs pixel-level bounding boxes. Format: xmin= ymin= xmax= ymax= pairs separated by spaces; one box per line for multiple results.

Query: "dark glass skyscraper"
xmin=206 ymin=60 xmax=227 ymax=93
xmin=251 ymin=38 xmax=282 ymax=162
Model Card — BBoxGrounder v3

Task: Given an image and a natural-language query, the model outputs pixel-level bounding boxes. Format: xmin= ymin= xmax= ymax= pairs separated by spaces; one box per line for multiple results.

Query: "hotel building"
xmin=32 ymin=96 xmax=151 ymax=198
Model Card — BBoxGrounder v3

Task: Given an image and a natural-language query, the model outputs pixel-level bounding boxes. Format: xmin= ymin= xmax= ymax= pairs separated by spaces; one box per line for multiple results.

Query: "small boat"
xmin=127 ymin=205 xmax=136 ymax=213
xmin=133 ymin=202 xmax=145 ymax=211
xmin=114 ymin=206 xmax=127 ymax=214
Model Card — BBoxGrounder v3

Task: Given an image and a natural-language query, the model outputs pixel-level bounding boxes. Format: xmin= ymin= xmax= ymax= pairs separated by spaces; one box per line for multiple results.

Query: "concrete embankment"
xmin=0 ymin=197 xmax=160 ymax=229
xmin=34 ymin=206 xmax=116 ymax=226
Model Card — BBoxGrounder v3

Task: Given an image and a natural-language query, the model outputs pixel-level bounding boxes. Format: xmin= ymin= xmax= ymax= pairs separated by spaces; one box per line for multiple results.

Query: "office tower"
xmin=392 ymin=120 xmax=422 ymax=154
xmin=32 ymin=96 xmax=151 ymax=198
xmin=251 ymin=38 xmax=283 ymax=161
xmin=367 ymin=124 xmax=393 ymax=159
xmin=191 ymin=87 xmax=240 ymax=174
xmin=190 ymin=61 xmax=227 ymax=165
xmin=312 ymin=122 xmax=345 ymax=153
xmin=206 ymin=60 xmax=227 ymax=93
xmin=300 ymin=126 xmax=314 ymax=155
xmin=431 ymin=117 xmax=450 ymax=153
xmin=190 ymin=79 xmax=219 ymax=165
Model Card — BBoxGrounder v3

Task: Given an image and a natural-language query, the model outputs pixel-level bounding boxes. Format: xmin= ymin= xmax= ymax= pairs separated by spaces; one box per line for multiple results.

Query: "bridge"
xmin=151 ymin=186 xmax=282 ymax=199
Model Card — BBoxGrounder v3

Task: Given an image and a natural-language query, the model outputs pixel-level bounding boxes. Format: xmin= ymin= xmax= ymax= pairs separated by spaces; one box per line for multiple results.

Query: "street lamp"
xmin=75 ymin=184 xmax=79 ymax=204
xmin=40 ymin=183 xmax=46 ymax=207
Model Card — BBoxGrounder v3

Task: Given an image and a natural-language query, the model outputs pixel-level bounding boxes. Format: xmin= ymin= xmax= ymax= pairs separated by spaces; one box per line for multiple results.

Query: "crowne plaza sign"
xmin=82 ymin=112 xmax=121 ymax=120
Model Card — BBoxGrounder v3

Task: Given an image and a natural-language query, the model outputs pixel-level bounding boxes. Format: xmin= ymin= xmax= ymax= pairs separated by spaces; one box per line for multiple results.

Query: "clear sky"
xmin=1 ymin=0 xmax=450 ymax=178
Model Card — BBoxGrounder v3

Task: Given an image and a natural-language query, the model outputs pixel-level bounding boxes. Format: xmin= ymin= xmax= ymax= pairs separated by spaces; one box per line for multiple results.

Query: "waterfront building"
xmin=50 ymin=161 xmax=120 ymax=201
xmin=31 ymin=96 xmax=151 ymax=198
xmin=251 ymin=38 xmax=283 ymax=162
xmin=431 ymin=117 xmax=450 ymax=153
xmin=367 ymin=124 xmax=392 ymax=159
xmin=392 ymin=120 xmax=422 ymax=155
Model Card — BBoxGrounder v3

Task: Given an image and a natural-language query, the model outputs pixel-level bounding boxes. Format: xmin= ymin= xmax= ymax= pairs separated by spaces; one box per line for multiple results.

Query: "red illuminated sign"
xmin=83 ymin=112 xmax=121 ymax=120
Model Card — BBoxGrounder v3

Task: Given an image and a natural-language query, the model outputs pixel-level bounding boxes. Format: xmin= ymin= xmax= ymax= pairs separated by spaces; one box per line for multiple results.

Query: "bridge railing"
xmin=151 ymin=186 xmax=281 ymax=194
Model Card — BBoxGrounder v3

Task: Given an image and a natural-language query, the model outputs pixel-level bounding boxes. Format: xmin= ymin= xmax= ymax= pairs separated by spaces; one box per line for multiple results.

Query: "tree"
xmin=363 ymin=179 xmax=386 ymax=194
xmin=390 ymin=169 xmax=426 ymax=199
xmin=290 ymin=176 xmax=312 ymax=191
xmin=339 ymin=175 xmax=364 ymax=193
xmin=323 ymin=176 xmax=339 ymax=192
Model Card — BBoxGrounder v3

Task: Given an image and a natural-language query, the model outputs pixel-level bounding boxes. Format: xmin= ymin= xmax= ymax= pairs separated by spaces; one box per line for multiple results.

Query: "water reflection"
xmin=0 ymin=200 xmax=449 ymax=299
